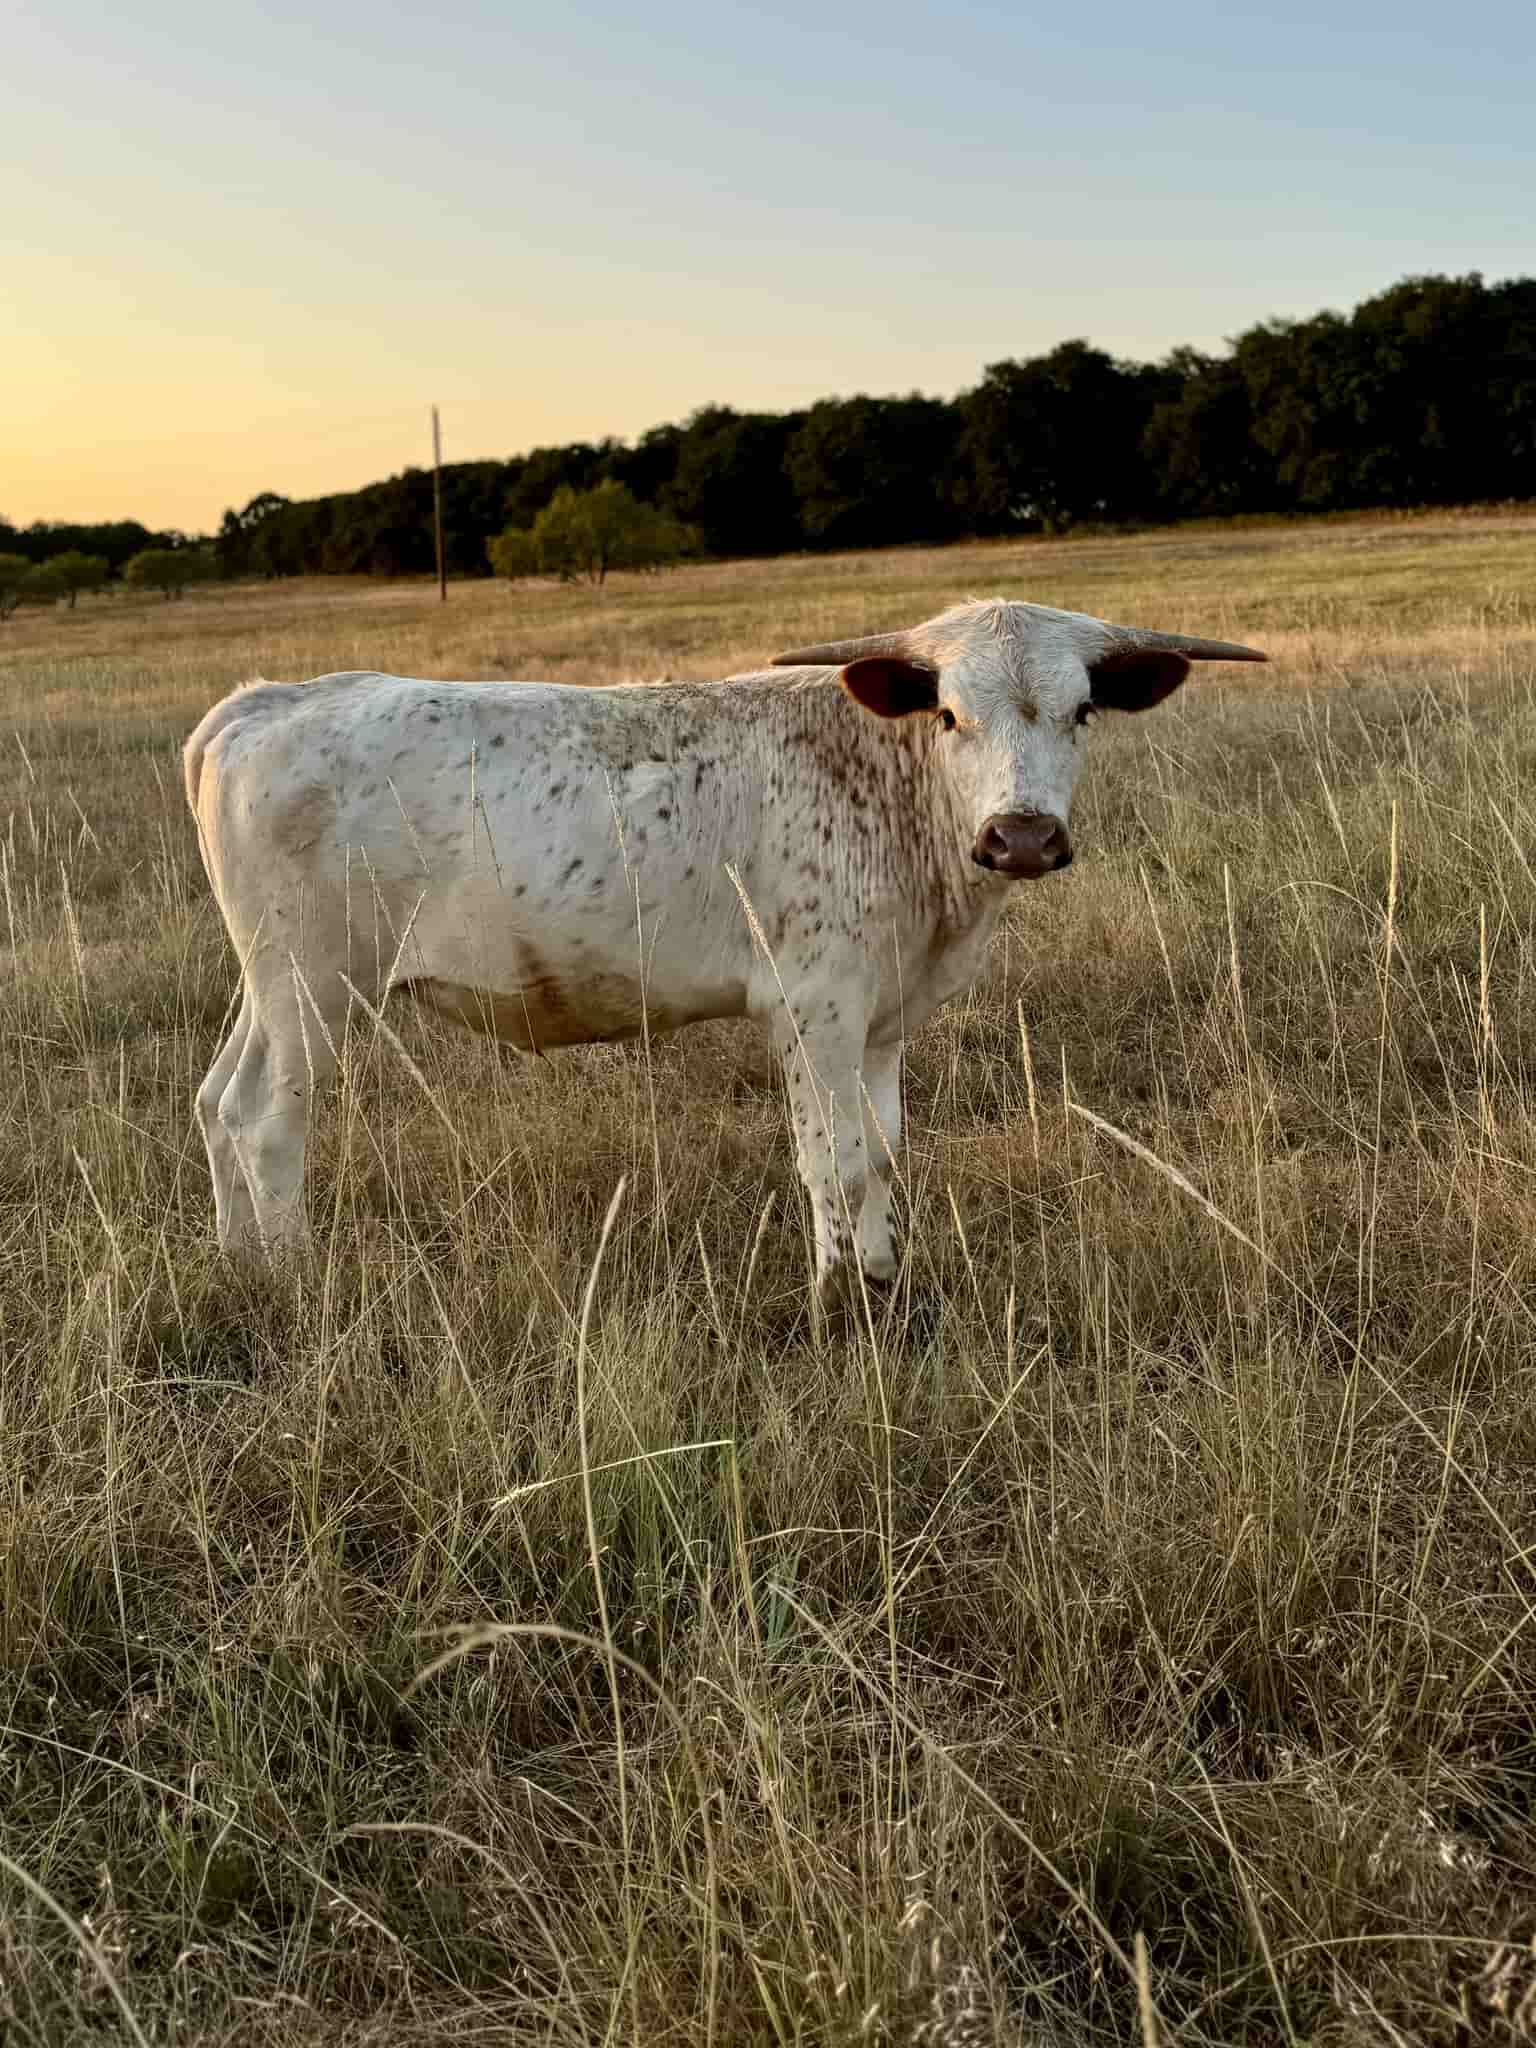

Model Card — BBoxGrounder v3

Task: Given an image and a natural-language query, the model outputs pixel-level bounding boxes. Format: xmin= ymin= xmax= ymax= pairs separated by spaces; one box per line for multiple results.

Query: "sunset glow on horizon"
xmin=9 ymin=0 xmax=1534 ymax=534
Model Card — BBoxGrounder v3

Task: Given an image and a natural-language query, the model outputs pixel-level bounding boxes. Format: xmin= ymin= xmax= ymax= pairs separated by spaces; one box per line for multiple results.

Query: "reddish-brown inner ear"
xmin=840 ymin=656 xmax=940 ymax=719
xmin=1088 ymin=649 xmax=1191 ymax=713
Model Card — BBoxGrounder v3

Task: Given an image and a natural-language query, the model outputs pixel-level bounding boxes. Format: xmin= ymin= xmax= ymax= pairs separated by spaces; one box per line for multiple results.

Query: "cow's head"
xmin=772 ymin=599 xmax=1266 ymax=879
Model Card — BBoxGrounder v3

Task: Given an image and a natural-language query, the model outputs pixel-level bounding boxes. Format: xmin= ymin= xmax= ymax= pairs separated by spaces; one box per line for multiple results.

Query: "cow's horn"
xmin=1106 ymin=626 xmax=1267 ymax=663
xmin=769 ymin=631 xmax=924 ymax=669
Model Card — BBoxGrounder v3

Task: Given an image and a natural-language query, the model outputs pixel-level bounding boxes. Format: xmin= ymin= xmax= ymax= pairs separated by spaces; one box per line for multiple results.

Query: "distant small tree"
xmin=124 ymin=547 xmax=184 ymax=599
xmin=486 ymin=526 xmax=540 ymax=580
xmin=0 ymin=553 xmax=30 ymax=622
xmin=494 ymin=481 xmax=694 ymax=585
xmin=123 ymin=546 xmax=212 ymax=600
xmin=43 ymin=549 xmax=110 ymax=607
xmin=20 ymin=561 xmax=69 ymax=607
xmin=577 ymin=481 xmax=695 ymax=579
xmin=530 ymin=486 xmax=593 ymax=580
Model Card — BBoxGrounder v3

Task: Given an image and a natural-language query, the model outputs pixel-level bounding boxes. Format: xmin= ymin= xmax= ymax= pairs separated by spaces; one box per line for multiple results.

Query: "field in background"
xmin=4 ymin=510 xmax=1536 ymax=2044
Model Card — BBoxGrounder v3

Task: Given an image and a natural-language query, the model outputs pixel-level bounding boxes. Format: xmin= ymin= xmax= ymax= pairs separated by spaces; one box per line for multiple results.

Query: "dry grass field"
xmin=5 ymin=509 xmax=1536 ymax=2045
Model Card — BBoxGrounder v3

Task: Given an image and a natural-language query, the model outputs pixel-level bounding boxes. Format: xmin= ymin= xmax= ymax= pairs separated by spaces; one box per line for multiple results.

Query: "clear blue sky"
xmin=7 ymin=0 xmax=1533 ymax=530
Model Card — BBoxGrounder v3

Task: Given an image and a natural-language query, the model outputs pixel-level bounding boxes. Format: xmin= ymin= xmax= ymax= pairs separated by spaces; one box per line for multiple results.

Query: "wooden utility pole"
xmin=431 ymin=405 xmax=446 ymax=601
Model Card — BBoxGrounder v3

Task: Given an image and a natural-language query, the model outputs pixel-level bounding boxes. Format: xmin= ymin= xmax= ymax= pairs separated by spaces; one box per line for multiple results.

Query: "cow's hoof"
xmin=814 ymin=1262 xmax=901 ymax=1340
xmin=815 ymin=1262 xmax=858 ymax=1333
xmin=221 ymin=1227 xmax=309 ymax=1275
xmin=219 ymin=1231 xmax=269 ymax=1269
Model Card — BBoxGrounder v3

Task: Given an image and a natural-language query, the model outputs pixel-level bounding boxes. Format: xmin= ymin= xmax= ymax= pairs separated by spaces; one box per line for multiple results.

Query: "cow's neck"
xmin=893 ymin=714 xmax=1009 ymax=943
xmin=760 ymin=677 xmax=1003 ymax=940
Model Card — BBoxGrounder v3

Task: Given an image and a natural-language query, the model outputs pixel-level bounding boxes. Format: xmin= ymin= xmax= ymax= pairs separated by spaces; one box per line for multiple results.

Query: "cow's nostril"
xmin=972 ymin=811 xmax=1073 ymax=878
xmin=971 ymin=819 xmax=1009 ymax=868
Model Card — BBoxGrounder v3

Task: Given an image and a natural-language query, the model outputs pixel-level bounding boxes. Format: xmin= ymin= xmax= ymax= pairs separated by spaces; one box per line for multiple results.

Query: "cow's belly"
xmin=397 ymin=956 xmax=742 ymax=1054
xmin=378 ymin=835 xmax=755 ymax=1053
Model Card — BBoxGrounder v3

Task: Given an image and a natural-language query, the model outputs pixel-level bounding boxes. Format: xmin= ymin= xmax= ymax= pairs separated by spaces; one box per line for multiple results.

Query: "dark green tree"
xmin=608 ymin=422 xmax=685 ymax=508
xmin=216 ymin=494 xmax=291 ymax=576
xmin=785 ymin=395 xmax=961 ymax=550
xmin=956 ymin=342 xmax=1175 ymax=533
xmin=1340 ymin=274 xmax=1536 ymax=506
xmin=664 ymin=408 xmax=804 ymax=557
xmin=1143 ymin=349 xmax=1271 ymax=518
xmin=1231 ymin=313 xmax=1361 ymax=510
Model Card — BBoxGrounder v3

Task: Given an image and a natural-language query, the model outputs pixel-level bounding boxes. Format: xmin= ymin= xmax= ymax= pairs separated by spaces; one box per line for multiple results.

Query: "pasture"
xmin=4 ymin=510 xmax=1536 ymax=2044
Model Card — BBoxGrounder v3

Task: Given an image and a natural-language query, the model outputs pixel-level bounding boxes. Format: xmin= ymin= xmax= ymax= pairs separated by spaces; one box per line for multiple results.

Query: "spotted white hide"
xmin=184 ymin=599 xmax=1264 ymax=1308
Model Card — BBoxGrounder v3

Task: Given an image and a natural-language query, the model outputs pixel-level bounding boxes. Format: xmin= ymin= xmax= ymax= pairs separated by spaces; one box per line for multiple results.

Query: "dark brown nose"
xmin=971 ymin=812 xmax=1074 ymax=879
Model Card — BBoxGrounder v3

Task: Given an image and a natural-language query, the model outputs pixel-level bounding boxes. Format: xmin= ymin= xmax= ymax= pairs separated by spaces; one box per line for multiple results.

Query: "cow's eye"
xmin=1075 ymin=702 xmax=1098 ymax=729
xmin=938 ymin=707 xmax=958 ymax=732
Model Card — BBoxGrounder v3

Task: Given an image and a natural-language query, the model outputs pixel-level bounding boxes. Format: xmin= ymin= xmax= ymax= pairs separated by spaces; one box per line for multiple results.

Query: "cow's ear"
xmin=841 ymin=656 xmax=940 ymax=719
xmin=1088 ymin=648 xmax=1190 ymax=713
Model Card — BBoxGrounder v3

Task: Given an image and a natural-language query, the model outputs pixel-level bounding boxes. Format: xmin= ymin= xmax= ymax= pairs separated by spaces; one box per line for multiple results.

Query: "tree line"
xmin=0 ymin=517 xmax=190 ymax=576
xmin=0 ymin=513 xmax=218 ymax=621
xmin=0 ymin=542 xmax=215 ymax=622
xmin=8 ymin=273 xmax=1534 ymax=603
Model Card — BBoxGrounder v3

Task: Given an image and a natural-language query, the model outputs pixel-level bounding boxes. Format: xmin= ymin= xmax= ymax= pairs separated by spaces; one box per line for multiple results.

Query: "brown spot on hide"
xmin=272 ymin=782 xmax=335 ymax=857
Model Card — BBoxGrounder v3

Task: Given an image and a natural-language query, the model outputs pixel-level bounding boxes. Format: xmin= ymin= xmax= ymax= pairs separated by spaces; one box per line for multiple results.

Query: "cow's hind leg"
xmin=196 ymin=989 xmax=257 ymax=1247
xmin=218 ymin=968 xmax=344 ymax=1255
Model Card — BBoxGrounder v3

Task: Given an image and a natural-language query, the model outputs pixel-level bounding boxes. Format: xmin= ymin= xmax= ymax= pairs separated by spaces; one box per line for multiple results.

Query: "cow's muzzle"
xmin=971 ymin=811 xmax=1074 ymax=879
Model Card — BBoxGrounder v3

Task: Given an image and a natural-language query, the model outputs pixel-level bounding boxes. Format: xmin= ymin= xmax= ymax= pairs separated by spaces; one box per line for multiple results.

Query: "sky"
xmin=6 ymin=0 xmax=1534 ymax=533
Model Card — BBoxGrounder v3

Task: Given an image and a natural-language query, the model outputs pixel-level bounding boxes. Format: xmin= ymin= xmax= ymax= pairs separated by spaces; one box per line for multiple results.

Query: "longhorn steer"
xmin=184 ymin=598 xmax=1264 ymax=1306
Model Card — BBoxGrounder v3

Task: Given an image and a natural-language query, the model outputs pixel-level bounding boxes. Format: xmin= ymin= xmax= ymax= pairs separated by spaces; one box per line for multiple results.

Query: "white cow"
xmin=184 ymin=598 xmax=1264 ymax=1306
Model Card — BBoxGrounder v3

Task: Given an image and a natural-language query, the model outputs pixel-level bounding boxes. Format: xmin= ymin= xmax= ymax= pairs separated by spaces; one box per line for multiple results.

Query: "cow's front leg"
xmin=856 ymin=1037 xmax=904 ymax=1284
xmin=773 ymin=1012 xmax=878 ymax=1314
